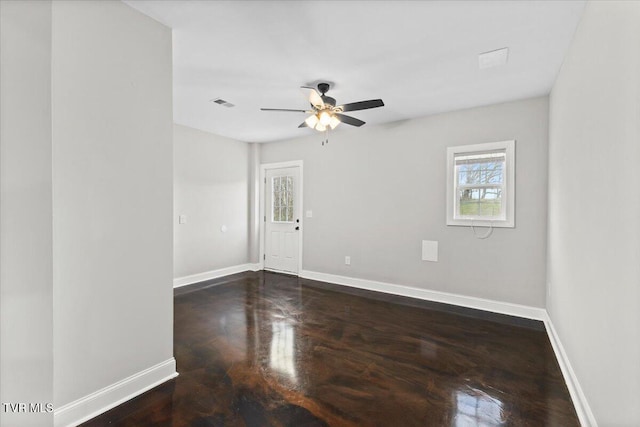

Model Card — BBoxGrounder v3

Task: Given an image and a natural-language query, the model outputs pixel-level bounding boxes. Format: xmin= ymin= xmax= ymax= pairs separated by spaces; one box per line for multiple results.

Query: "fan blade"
xmin=339 ymin=99 xmax=384 ymax=112
xmin=298 ymin=122 xmax=308 ymax=128
xmin=260 ymin=108 xmax=309 ymax=113
xmin=300 ymin=86 xmax=325 ymax=109
xmin=335 ymin=113 xmax=365 ymax=127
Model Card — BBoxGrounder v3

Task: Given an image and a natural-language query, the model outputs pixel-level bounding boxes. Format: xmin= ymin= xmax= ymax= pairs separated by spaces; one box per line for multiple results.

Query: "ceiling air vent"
xmin=210 ymin=98 xmax=235 ymax=108
xmin=478 ymin=47 xmax=509 ymax=70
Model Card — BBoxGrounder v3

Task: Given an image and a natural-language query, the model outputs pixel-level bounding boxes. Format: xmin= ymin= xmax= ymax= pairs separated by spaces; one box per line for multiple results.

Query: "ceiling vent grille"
xmin=478 ymin=47 xmax=509 ymax=69
xmin=210 ymin=98 xmax=235 ymax=108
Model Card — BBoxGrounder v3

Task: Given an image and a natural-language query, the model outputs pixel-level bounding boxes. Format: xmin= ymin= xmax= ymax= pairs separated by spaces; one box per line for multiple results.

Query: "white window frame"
xmin=446 ymin=140 xmax=515 ymax=228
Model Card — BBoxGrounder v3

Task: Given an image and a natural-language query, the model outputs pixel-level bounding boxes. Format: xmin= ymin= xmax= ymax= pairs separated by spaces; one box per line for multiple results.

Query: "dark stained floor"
xmin=82 ymin=271 xmax=579 ymax=426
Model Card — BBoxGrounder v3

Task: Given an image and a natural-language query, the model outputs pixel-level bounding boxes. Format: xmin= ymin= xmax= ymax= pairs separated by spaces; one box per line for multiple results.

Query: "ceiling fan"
xmin=260 ymin=83 xmax=384 ymax=133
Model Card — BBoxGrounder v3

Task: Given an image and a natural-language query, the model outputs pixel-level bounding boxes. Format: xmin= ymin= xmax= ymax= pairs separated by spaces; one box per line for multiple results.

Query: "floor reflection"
xmin=81 ymin=271 xmax=580 ymax=426
xmin=269 ymin=320 xmax=297 ymax=383
xmin=453 ymin=387 xmax=506 ymax=427
xmin=219 ymin=308 xmax=247 ymax=358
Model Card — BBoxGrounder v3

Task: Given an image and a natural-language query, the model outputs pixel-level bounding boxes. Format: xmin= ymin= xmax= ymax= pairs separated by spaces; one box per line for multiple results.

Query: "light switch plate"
xmin=422 ymin=240 xmax=438 ymax=262
xmin=306 ymin=210 xmax=313 ymax=218
xmin=179 ymin=215 xmax=187 ymax=224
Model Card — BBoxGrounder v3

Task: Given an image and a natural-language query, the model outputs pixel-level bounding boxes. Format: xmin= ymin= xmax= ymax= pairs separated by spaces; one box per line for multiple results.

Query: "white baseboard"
xmin=543 ymin=314 xmax=597 ymax=427
xmin=248 ymin=262 xmax=262 ymax=271
xmin=54 ymin=358 xmax=178 ymax=427
xmin=174 ymin=263 xmax=257 ymax=288
xmin=300 ymin=270 xmax=547 ymax=320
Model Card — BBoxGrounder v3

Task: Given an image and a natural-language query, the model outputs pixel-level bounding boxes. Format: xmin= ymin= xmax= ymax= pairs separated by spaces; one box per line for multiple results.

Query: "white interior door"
xmin=264 ymin=167 xmax=300 ymax=274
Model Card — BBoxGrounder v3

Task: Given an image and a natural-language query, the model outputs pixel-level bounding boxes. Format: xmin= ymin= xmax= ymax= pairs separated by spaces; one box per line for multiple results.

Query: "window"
xmin=272 ymin=176 xmax=294 ymax=222
xmin=446 ymin=140 xmax=514 ymax=228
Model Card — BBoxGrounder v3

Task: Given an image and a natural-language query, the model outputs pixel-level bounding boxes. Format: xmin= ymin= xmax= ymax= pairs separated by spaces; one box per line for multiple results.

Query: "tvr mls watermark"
xmin=2 ymin=402 xmax=54 ymax=413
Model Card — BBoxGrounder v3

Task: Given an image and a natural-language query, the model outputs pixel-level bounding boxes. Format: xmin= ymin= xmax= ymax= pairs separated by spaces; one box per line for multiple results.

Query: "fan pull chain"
xmin=322 ymin=129 xmax=329 ymax=146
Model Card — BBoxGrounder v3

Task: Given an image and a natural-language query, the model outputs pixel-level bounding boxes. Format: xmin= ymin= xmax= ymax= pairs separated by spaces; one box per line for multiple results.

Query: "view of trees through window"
xmin=272 ymin=176 xmax=294 ymax=222
xmin=455 ymin=151 xmax=505 ymax=218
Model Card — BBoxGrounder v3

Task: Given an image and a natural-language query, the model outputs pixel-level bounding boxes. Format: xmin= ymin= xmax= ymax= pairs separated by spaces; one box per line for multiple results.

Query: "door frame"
xmin=259 ymin=160 xmax=304 ymax=274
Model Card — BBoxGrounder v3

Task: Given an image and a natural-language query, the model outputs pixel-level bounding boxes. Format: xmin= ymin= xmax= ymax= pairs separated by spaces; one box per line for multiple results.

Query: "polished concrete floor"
xmin=82 ymin=271 xmax=579 ymax=426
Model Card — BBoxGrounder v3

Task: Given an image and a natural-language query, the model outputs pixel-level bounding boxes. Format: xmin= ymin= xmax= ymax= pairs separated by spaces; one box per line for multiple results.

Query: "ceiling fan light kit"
xmin=261 ymin=82 xmax=384 ymax=144
xmin=304 ymin=114 xmax=319 ymax=128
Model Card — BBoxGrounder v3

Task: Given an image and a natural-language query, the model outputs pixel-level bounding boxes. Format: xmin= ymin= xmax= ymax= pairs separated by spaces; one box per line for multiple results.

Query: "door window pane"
xmin=272 ymin=176 xmax=294 ymax=222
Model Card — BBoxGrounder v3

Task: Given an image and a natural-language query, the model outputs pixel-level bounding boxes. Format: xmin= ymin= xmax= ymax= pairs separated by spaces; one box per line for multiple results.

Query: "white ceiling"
xmin=123 ymin=0 xmax=585 ymax=143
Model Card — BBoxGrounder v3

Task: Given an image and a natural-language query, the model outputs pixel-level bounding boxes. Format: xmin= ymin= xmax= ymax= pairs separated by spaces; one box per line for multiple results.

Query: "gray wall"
xmin=0 ymin=1 xmax=54 ymax=425
xmin=174 ymin=124 xmax=250 ymax=278
xmin=261 ymin=96 xmax=549 ymax=307
xmin=248 ymin=143 xmax=261 ymax=264
xmin=52 ymin=0 xmax=174 ymax=408
xmin=548 ymin=1 xmax=640 ymax=425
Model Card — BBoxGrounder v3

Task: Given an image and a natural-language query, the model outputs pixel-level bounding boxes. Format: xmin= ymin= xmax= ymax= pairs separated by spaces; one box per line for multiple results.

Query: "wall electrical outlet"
xmin=178 ymin=215 xmax=187 ymax=224
xmin=345 ymin=256 xmax=351 ymax=265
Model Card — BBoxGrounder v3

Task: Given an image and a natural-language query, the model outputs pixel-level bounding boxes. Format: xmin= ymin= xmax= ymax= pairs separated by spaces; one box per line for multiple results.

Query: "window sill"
xmin=446 ymin=219 xmax=514 ymax=228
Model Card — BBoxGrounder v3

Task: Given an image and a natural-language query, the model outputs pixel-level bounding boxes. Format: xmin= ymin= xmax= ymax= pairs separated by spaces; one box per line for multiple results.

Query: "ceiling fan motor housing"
xmin=317 ymin=82 xmax=330 ymax=94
